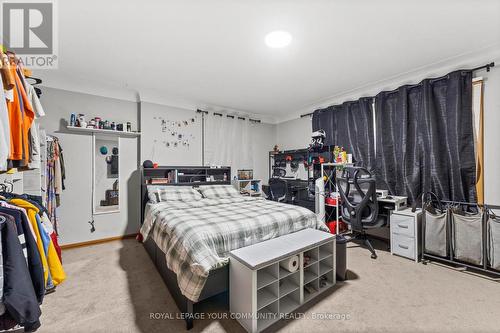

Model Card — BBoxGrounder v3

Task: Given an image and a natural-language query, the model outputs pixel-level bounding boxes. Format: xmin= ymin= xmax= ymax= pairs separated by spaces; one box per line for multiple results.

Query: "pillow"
xmin=147 ymin=186 xmax=202 ymax=203
xmin=147 ymin=185 xmax=162 ymax=203
xmin=197 ymin=185 xmax=241 ymax=199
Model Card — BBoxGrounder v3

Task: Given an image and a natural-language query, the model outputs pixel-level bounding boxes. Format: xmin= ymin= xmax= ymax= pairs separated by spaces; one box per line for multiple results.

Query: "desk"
xmin=285 ymin=180 xmax=315 ymax=212
xmin=263 ymin=179 xmax=314 ymax=211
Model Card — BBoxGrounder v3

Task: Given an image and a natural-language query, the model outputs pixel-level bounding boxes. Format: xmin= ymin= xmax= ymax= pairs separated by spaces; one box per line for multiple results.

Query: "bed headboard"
xmin=140 ymin=166 xmax=231 ymax=222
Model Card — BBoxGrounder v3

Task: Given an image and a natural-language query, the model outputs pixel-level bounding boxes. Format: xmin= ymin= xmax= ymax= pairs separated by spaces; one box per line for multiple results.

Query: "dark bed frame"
xmin=140 ymin=166 xmax=232 ymax=330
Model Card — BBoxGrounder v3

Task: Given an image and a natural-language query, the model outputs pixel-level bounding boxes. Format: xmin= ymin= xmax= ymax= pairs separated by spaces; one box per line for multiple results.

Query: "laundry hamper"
xmin=424 ymin=209 xmax=448 ymax=257
xmin=451 ymin=210 xmax=483 ymax=265
xmin=488 ymin=215 xmax=500 ymax=271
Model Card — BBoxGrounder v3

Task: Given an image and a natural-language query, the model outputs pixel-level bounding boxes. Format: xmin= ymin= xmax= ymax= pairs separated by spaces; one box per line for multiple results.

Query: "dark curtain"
xmin=375 ymin=70 xmax=476 ymax=204
xmin=312 ymin=98 xmax=375 ymax=171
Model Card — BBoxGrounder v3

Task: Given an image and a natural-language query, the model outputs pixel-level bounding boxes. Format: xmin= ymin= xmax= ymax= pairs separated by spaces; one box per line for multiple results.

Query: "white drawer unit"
xmin=391 ymin=233 xmax=416 ymax=260
xmin=390 ymin=209 xmax=422 ymax=262
xmin=229 ymin=228 xmax=335 ymax=333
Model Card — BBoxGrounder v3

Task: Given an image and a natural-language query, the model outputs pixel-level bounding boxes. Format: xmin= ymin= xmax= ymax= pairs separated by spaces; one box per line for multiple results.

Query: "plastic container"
xmin=325 ymin=197 xmax=337 ymax=206
xmin=326 ymin=220 xmax=347 ymax=234
xmin=336 ymin=235 xmax=348 ymax=281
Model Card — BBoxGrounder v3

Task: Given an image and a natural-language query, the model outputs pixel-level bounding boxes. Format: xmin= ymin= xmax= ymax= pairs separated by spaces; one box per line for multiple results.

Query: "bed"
xmin=140 ymin=166 xmax=327 ymax=329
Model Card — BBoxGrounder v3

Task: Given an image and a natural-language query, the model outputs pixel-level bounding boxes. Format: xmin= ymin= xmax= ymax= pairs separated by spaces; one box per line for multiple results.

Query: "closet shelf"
xmin=66 ymin=126 xmax=141 ymax=137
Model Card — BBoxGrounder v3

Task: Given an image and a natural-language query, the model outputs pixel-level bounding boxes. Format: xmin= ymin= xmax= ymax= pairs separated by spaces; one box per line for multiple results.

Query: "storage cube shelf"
xmin=279 ymin=272 xmax=300 ymax=297
xmin=304 ymin=263 xmax=318 ymax=284
xmin=229 ymin=229 xmax=336 ymax=333
xmin=257 ymin=265 xmax=278 ymax=289
xmin=279 ymin=289 xmax=300 ymax=315
xmin=257 ymin=282 xmax=278 ymax=310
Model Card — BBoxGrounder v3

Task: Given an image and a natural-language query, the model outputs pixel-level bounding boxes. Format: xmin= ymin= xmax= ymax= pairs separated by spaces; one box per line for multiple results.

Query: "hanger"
xmin=6 ymin=51 xmax=18 ymax=65
xmin=3 ymin=181 xmax=13 ymax=193
xmin=26 ymin=76 xmax=42 ymax=85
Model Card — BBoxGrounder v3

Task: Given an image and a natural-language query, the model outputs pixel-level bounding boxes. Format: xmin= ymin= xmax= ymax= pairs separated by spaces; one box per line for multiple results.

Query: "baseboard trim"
xmin=60 ymin=234 xmax=137 ymax=250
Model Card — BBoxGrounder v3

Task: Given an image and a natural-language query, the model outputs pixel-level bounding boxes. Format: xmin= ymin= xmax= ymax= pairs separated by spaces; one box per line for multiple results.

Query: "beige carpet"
xmin=37 ymin=238 xmax=500 ymax=333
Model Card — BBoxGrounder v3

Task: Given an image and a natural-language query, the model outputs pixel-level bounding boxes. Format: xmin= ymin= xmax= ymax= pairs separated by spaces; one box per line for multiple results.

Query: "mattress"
xmin=140 ymin=196 xmax=327 ymax=302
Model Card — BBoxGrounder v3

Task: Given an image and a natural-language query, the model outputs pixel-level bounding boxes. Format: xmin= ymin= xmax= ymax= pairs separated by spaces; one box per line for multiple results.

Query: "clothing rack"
xmin=0 ymin=189 xmax=66 ymax=331
xmin=421 ymin=198 xmax=500 ymax=278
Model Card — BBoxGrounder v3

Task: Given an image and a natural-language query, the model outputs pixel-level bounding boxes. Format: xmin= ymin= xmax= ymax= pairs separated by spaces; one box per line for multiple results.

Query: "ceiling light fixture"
xmin=265 ymin=30 xmax=292 ymax=48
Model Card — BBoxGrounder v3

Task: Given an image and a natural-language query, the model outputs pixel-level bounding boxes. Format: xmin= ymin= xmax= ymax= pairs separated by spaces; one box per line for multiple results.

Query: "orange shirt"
xmin=6 ymin=66 xmax=34 ymax=164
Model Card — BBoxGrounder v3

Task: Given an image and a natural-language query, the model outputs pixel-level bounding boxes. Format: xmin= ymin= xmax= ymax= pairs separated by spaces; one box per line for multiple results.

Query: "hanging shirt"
xmin=27 ymin=85 xmax=45 ymax=169
xmin=8 ymin=198 xmax=49 ymax=287
xmin=0 ymin=203 xmax=28 ymax=261
xmin=34 ymin=213 xmax=55 ymax=290
xmin=6 ymin=66 xmax=34 ymax=165
xmin=0 ymin=215 xmax=41 ymax=332
xmin=0 ymin=208 xmax=44 ymax=304
xmin=0 ymin=86 xmax=10 ymax=171
xmin=0 ymin=201 xmax=37 ymax=242
xmin=0 ymin=215 xmax=5 ymax=316
xmin=6 ymin=67 xmax=22 ymax=161
xmin=15 ymin=71 xmax=34 ymax=166
xmin=39 ymin=211 xmax=61 ymax=262
xmin=10 ymin=199 xmax=65 ymax=287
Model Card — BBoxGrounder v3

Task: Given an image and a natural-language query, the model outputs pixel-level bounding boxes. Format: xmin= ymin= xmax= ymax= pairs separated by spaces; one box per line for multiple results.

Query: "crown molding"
xmin=275 ymin=43 xmax=500 ymax=124
xmin=37 ymin=72 xmax=278 ymax=124
xmin=35 ymin=43 xmax=500 ymax=126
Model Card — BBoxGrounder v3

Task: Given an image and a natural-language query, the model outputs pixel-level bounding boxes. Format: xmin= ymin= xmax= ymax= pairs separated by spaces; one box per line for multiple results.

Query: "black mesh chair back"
xmin=337 ymin=166 xmax=379 ymax=232
xmin=268 ymin=178 xmax=288 ymax=202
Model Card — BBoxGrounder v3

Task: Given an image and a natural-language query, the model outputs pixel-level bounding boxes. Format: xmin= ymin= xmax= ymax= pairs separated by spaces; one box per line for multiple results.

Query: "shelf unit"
xmin=66 ymin=125 xmax=141 ymax=137
xmin=143 ymin=166 xmax=231 ymax=186
xmin=229 ymin=228 xmax=335 ymax=333
xmin=140 ymin=166 xmax=231 ymax=221
xmin=320 ymin=163 xmax=352 ymax=235
xmin=232 ymin=179 xmax=262 ymax=197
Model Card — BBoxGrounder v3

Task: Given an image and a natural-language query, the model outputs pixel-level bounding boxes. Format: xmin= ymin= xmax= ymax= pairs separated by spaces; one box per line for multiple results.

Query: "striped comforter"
xmin=140 ymin=196 xmax=327 ymax=302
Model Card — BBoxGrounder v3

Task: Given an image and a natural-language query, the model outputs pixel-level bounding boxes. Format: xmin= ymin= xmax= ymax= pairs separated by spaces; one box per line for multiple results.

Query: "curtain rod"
xmin=472 ymin=62 xmax=495 ymax=72
xmin=196 ymin=109 xmax=261 ymax=123
xmin=300 ymin=62 xmax=496 ymax=119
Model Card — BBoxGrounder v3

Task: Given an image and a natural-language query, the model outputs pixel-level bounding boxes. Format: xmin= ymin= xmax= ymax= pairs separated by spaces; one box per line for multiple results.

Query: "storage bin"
xmin=424 ymin=209 xmax=448 ymax=257
xmin=488 ymin=215 xmax=500 ymax=271
xmin=237 ymin=169 xmax=253 ymax=180
xmin=336 ymin=235 xmax=347 ymax=281
xmin=451 ymin=211 xmax=483 ymax=265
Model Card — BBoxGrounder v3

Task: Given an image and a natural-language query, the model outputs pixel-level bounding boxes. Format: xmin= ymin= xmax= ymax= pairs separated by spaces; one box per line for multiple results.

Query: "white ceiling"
xmin=38 ymin=0 xmax=500 ymax=122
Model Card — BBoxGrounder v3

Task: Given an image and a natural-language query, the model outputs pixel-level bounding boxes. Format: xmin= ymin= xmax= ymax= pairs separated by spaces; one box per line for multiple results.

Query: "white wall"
xmin=140 ymin=102 xmax=202 ymax=166
xmin=37 ymin=87 xmax=140 ymax=245
xmin=140 ymin=102 xmax=276 ymax=183
xmin=251 ymin=122 xmax=276 ymax=184
xmin=481 ymin=63 xmax=500 ymax=205
xmin=276 ymin=116 xmax=311 ymax=151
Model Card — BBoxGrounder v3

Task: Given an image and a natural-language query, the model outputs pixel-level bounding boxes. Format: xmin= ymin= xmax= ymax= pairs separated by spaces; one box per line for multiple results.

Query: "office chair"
xmin=337 ymin=166 xmax=384 ymax=259
xmin=268 ymin=178 xmax=288 ymax=202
